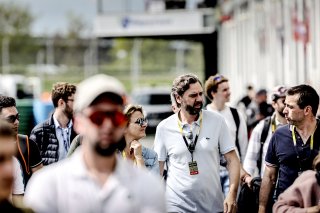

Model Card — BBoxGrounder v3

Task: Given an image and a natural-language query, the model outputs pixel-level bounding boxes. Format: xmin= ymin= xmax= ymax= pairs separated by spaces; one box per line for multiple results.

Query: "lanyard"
xmin=121 ymin=151 xmax=137 ymax=165
xmin=291 ymin=126 xmax=315 ymax=150
xmin=291 ymin=123 xmax=318 ymax=172
xmin=60 ymin=127 xmax=70 ymax=152
xmin=271 ymin=115 xmax=277 ymax=133
xmin=178 ymin=112 xmax=202 ymax=161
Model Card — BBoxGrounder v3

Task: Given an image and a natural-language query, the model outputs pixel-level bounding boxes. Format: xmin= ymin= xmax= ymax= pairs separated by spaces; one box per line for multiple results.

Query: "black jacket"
xmin=29 ymin=115 xmax=77 ymax=165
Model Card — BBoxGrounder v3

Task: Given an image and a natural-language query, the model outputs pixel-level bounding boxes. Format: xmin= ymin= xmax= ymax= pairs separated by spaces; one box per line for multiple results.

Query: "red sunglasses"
xmin=87 ymin=110 xmax=127 ymax=127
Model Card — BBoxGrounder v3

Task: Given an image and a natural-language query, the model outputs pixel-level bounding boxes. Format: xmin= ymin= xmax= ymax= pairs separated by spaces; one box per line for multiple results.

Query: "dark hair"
xmin=51 ymin=82 xmax=76 ymax=107
xmin=286 ymin=84 xmax=319 ymax=116
xmin=0 ymin=96 xmax=16 ymax=114
xmin=172 ymin=74 xmax=202 ymax=107
xmin=247 ymin=85 xmax=253 ymax=90
xmin=313 ymin=153 xmax=320 ymax=171
xmin=204 ymin=74 xmax=228 ymax=101
xmin=0 ymin=120 xmax=15 ymax=138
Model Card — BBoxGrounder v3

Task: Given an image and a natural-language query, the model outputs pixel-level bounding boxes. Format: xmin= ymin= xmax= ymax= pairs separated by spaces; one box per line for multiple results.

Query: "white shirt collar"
xmin=53 ymin=116 xmax=73 ymax=129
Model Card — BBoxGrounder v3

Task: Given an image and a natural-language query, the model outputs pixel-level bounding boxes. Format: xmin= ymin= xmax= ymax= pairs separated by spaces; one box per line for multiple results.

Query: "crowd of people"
xmin=0 ymin=72 xmax=319 ymax=213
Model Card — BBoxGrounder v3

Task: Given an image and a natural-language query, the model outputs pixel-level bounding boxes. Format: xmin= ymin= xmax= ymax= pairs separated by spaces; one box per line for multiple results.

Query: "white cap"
xmin=74 ymin=74 xmax=126 ymax=112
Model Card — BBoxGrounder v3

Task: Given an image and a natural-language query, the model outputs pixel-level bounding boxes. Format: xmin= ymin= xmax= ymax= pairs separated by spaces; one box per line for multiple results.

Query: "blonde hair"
xmin=123 ymin=104 xmax=144 ymax=124
xmin=204 ymin=74 xmax=228 ymax=101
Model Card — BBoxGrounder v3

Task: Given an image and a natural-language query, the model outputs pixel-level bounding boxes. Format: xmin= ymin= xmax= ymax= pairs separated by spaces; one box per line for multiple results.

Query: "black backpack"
xmin=237 ymin=117 xmax=271 ymax=213
xmin=230 ymin=107 xmax=241 ymax=158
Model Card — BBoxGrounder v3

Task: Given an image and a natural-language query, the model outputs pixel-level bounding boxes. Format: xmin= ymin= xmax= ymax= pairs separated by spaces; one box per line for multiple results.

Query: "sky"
xmin=1 ymin=0 xmax=97 ymax=36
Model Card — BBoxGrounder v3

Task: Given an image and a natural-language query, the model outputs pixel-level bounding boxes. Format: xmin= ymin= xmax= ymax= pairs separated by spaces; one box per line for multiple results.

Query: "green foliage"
xmin=0 ymin=2 xmax=33 ymax=36
xmin=0 ymin=2 xmax=204 ymax=94
xmin=66 ymin=11 xmax=87 ymax=39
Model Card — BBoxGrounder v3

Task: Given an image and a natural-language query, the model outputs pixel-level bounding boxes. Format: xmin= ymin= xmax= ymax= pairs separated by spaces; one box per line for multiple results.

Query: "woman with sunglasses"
xmin=122 ymin=104 xmax=159 ymax=174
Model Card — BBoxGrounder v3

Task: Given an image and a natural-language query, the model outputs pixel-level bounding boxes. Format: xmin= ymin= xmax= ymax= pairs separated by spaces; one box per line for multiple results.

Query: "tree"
xmin=0 ymin=2 xmax=33 ymax=36
xmin=66 ymin=11 xmax=88 ymax=39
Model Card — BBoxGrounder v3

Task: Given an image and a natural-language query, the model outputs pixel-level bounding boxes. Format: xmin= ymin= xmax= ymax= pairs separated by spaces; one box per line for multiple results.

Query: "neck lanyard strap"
xmin=271 ymin=115 xmax=277 ymax=133
xmin=182 ymin=135 xmax=199 ymax=161
xmin=60 ymin=127 xmax=70 ymax=152
xmin=292 ymin=126 xmax=314 ymax=150
xmin=291 ymin=125 xmax=316 ymax=172
xmin=178 ymin=112 xmax=202 ymax=161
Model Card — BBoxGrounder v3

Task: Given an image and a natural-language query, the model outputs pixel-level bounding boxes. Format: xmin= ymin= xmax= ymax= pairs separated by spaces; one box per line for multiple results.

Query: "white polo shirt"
xmin=24 ymin=148 xmax=166 ymax=213
xmin=154 ymin=109 xmax=235 ymax=212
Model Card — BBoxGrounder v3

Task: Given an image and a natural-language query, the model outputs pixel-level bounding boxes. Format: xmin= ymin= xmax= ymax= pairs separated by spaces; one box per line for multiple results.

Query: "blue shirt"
xmin=265 ymin=124 xmax=320 ymax=198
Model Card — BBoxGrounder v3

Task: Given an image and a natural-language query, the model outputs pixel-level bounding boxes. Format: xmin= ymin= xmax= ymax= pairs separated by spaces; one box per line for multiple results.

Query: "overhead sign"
xmin=94 ymin=9 xmax=216 ymax=37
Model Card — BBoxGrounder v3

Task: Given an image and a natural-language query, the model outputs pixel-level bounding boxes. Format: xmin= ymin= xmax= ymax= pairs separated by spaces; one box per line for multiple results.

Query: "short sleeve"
xmin=265 ymin=133 xmax=278 ymax=167
xmin=218 ymin=117 xmax=235 ymax=154
xmin=29 ymin=138 xmax=43 ymax=168
xmin=153 ymin=125 xmax=167 ymax=162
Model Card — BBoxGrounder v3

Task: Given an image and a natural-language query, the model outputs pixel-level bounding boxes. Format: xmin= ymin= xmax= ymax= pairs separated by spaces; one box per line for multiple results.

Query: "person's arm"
xmin=153 ymin=124 xmax=167 ymax=177
xmin=130 ymin=140 xmax=145 ymax=168
xmin=159 ymin=161 xmax=165 ymax=176
xmin=224 ymin=150 xmax=240 ymax=213
xmin=258 ymin=165 xmax=278 ymax=213
xmin=240 ymin=166 xmax=252 ymax=187
xmin=273 ymin=170 xmax=320 ymax=213
xmin=243 ymin=120 xmax=265 ymax=176
xmin=12 ymin=195 xmax=24 ymax=207
xmin=29 ymin=138 xmax=43 ymax=173
xmin=67 ymin=135 xmax=81 ymax=157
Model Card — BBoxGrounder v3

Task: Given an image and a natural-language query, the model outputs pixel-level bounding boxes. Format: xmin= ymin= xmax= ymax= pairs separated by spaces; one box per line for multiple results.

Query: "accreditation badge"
xmin=188 ymin=161 xmax=199 ymax=175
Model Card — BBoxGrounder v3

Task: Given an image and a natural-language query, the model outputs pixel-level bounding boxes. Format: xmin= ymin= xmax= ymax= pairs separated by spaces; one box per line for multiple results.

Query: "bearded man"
xmin=154 ymin=73 xmax=240 ymax=213
xmin=30 ymin=82 xmax=77 ymax=165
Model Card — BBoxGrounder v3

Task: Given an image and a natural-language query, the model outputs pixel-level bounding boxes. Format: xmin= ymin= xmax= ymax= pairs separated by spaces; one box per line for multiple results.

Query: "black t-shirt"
xmin=16 ymin=135 xmax=42 ymax=186
xmin=265 ymin=124 xmax=320 ymax=198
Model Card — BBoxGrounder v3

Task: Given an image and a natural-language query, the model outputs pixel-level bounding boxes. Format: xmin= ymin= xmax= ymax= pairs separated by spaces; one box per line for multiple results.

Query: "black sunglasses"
xmin=134 ymin=118 xmax=148 ymax=127
xmin=5 ymin=114 xmax=20 ymax=123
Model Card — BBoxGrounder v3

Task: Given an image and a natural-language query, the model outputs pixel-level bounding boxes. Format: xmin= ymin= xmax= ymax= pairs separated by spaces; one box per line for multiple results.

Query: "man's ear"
xmin=304 ymin=105 xmax=312 ymax=115
xmin=211 ymin=91 xmax=216 ymax=99
xmin=58 ymin=98 xmax=65 ymax=107
xmin=176 ymin=95 xmax=182 ymax=104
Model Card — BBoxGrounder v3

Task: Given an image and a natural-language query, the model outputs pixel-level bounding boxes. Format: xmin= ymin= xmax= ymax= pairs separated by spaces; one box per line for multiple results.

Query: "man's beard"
xmin=278 ymin=108 xmax=285 ymax=118
xmin=185 ymin=101 xmax=203 ymax=115
xmin=64 ymin=106 xmax=73 ymax=120
xmin=94 ymin=137 xmax=126 ymax=157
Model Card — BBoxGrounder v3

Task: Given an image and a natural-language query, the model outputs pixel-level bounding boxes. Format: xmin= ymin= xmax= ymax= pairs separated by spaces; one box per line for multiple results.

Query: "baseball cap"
xmin=271 ymin=85 xmax=287 ymax=102
xmin=74 ymin=74 xmax=126 ymax=112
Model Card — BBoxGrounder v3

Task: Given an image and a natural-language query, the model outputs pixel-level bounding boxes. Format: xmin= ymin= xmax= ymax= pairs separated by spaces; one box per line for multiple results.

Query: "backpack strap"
xmin=17 ymin=134 xmax=30 ymax=175
xmin=230 ymin=107 xmax=241 ymax=158
xmin=257 ymin=116 xmax=271 ymax=175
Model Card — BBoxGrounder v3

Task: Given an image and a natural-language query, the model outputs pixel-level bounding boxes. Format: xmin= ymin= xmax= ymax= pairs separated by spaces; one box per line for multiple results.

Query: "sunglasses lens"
xmin=135 ymin=118 xmax=148 ymax=126
xmin=89 ymin=111 xmax=105 ymax=126
xmin=113 ymin=111 xmax=127 ymax=127
xmin=89 ymin=111 xmax=127 ymax=127
xmin=6 ymin=114 xmax=19 ymax=123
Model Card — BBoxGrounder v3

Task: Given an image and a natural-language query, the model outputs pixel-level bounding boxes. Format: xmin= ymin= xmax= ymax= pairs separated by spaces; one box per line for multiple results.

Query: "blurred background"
xmin=0 ymin=0 xmax=319 ymax=138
